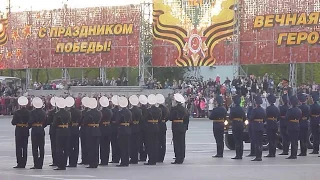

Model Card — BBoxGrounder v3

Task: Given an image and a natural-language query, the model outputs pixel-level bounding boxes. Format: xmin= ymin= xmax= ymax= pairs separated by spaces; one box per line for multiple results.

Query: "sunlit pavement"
xmin=0 ymin=117 xmax=319 ymax=180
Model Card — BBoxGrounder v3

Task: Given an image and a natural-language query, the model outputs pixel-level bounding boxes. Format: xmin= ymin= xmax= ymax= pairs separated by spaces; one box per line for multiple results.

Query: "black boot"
xmin=279 ymin=142 xmax=289 ymax=155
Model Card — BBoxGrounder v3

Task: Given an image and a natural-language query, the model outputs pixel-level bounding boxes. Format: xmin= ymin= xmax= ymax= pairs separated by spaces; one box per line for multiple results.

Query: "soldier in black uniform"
xmin=99 ymin=96 xmax=113 ymax=165
xmin=53 ymin=97 xmax=71 ymax=170
xmin=47 ymin=97 xmax=57 ymax=167
xmin=110 ymin=95 xmax=121 ymax=163
xmin=265 ymin=93 xmax=280 ymax=157
xmin=157 ymin=94 xmax=169 ymax=163
xmin=82 ymin=98 xmax=102 ymax=168
xmin=279 ymin=94 xmax=291 ymax=155
xmin=249 ymin=95 xmax=266 ymax=161
xmin=66 ymin=97 xmax=81 ymax=167
xmin=209 ymin=95 xmax=227 ymax=158
xmin=139 ymin=95 xmax=149 ymax=162
xmin=28 ymin=97 xmax=47 ymax=169
xmin=310 ymin=92 xmax=320 ymax=154
xmin=128 ymin=95 xmax=142 ymax=164
xmin=169 ymin=93 xmax=189 ymax=164
xmin=79 ymin=97 xmax=90 ymax=165
xmin=246 ymin=96 xmax=255 ymax=157
xmin=229 ymin=95 xmax=246 ymax=159
xmin=285 ymin=96 xmax=301 ymax=159
xmin=12 ymin=96 xmax=30 ymax=168
xmin=145 ymin=94 xmax=162 ymax=165
xmin=117 ymin=96 xmax=132 ymax=167
xmin=298 ymin=93 xmax=310 ymax=156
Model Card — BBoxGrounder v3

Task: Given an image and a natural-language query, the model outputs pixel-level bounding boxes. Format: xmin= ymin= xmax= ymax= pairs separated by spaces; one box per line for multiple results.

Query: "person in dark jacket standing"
xmin=66 ymin=96 xmax=81 ymax=167
xmin=79 ymin=97 xmax=90 ymax=165
xmin=309 ymin=92 xmax=320 ymax=154
xmin=110 ymin=95 xmax=121 ymax=163
xmin=229 ymin=95 xmax=246 ymax=160
xmin=156 ymin=94 xmax=169 ymax=163
xmin=265 ymin=93 xmax=280 ymax=158
xmin=128 ymin=95 xmax=142 ymax=164
xmin=279 ymin=94 xmax=291 ymax=155
xmin=82 ymin=98 xmax=102 ymax=168
xmin=53 ymin=97 xmax=71 ymax=170
xmin=144 ymin=94 xmax=162 ymax=165
xmin=169 ymin=93 xmax=189 ymax=164
xmin=285 ymin=95 xmax=301 ymax=159
xmin=29 ymin=97 xmax=47 ymax=169
xmin=209 ymin=95 xmax=227 ymax=158
xmin=12 ymin=96 xmax=30 ymax=168
xmin=249 ymin=95 xmax=266 ymax=161
xmin=47 ymin=97 xmax=57 ymax=167
xmin=98 ymin=96 xmax=113 ymax=166
xmin=298 ymin=93 xmax=310 ymax=156
xmin=117 ymin=96 xmax=132 ymax=167
xmin=246 ymin=95 xmax=255 ymax=157
xmin=138 ymin=95 xmax=149 ymax=162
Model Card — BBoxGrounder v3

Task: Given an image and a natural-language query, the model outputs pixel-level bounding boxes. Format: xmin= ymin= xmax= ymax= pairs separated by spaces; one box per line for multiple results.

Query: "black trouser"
xmin=100 ymin=135 xmax=111 ymax=165
xmin=288 ymin=130 xmax=299 ymax=157
xmin=111 ymin=132 xmax=120 ymax=163
xmin=299 ymin=127 xmax=309 ymax=155
xmin=267 ymin=129 xmax=277 ymax=156
xmin=311 ymin=125 xmax=319 ymax=152
xmin=56 ymin=136 xmax=69 ymax=169
xmin=119 ymin=134 xmax=130 ymax=166
xmin=146 ymin=131 xmax=159 ymax=164
xmin=50 ymin=134 xmax=56 ymax=165
xmin=213 ymin=128 xmax=224 ymax=156
xmin=87 ymin=136 xmax=100 ymax=168
xmin=232 ymin=128 xmax=243 ymax=158
xmin=130 ymin=132 xmax=140 ymax=163
xmin=15 ymin=136 xmax=28 ymax=167
xmin=248 ymin=124 xmax=255 ymax=155
xmin=158 ymin=130 xmax=166 ymax=162
xmin=254 ymin=130 xmax=263 ymax=159
xmin=31 ymin=135 xmax=45 ymax=168
xmin=68 ymin=135 xmax=79 ymax=166
xmin=139 ymin=130 xmax=147 ymax=161
xmin=280 ymin=126 xmax=290 ymax=153
xmin=173 ymin=131 xmax=186 ymax=163
xmin=80 ymin=132 xmax=88 ymax=164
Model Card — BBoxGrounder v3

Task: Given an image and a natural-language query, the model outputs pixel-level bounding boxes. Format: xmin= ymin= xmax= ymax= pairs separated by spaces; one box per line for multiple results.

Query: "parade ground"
xmin=0 ymin=117 xmax=319 ymax=180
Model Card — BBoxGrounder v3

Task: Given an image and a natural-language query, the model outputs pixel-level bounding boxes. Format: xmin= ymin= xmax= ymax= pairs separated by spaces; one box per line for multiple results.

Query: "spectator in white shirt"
xmin=208 ymin=94 xmax=215 ymax=114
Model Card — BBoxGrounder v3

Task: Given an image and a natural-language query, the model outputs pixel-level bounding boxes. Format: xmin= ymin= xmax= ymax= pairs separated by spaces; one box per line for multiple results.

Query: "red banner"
xmin=0 ymin=5 xmax=140 ymax=69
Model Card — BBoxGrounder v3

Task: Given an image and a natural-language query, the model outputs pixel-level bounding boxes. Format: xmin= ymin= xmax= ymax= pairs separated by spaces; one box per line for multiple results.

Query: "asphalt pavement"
xmin=0 ymin=117 xmax=319 ymax=180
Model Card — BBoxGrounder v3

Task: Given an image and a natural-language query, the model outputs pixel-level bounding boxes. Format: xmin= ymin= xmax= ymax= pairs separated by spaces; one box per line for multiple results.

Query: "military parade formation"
xmin=10 ymin=90 xmax=320 ymax=170
xmin=11 ymin=93 xmax=189 ymax=170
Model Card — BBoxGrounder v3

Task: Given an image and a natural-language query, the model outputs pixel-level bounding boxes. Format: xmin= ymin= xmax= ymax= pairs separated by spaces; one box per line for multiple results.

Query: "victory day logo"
xmin=153 ymin=0 xmax=236 ymax=67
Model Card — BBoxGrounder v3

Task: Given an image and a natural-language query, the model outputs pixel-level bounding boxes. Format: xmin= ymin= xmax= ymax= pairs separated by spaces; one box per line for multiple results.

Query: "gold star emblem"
xmin=11 ymin=29 xmax=19 ymax=41
xmin=23 ymin=25 xmax=32 ymax=38
xmin=16 ymin=49 xmax=22 ymax=58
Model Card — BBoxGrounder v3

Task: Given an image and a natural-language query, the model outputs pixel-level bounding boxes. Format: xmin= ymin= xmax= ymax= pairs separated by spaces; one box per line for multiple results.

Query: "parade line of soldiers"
xmin=12 ymin=93 xmax=189 ymax=170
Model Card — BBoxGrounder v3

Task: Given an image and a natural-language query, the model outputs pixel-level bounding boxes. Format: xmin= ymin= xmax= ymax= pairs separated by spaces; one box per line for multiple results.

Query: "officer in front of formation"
xmin=285 ymin=95 xmax=301 ymax=159
xmin=82 ymin=98 xmax=101 ymax=168
xmin=265 ymin=93 xmax=280 ymax=158
xmin=279 ymin=94 xmax=290 ymax=155
xmin=128 ymin=95 xmax=142 ymax=164
xmin=309 ymin=92 xmax=320 ymax=154
xmin=99 ymin=96 xmax=113 ymax=166
xmin=110 ymin=96 xmax=121 ymax=164
xmin=47 ymin=97 xmax=57 ymax=167
xmin=29 ymin=97 xmax=47 ymax=169
xmin=53 ymin=97 xmax=71 ymax=170
xmin=169 ymin=93 xmax=189 ymax=164
xmin=310 ymin=92 xmax=320 ymax=154
xmin=249 ymin=94 xmax=266 ymax=161
xmin=246 ymin=96 xmax=255 ymax=157
xmin=12 ymin=96 xmax=30 ymax=169
xmin=298 ymin=93 xmax=310 ymax=156
xmin=138 ymin=95 xmax=149 ymax=162
xmin=145 ymin=94 xmax=162 ymax=165
xmin=117 ymin=96 xmax=132 ymax=167
xmin=157 ymin=94 xmax=169 ymax=163
xmin=209 ymin=95 xmax=227 ymax=158
xmin=66 ymin=97 xmax=81 ymax=167
xmin=229 ymin=95 xmax=246 ymax=159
